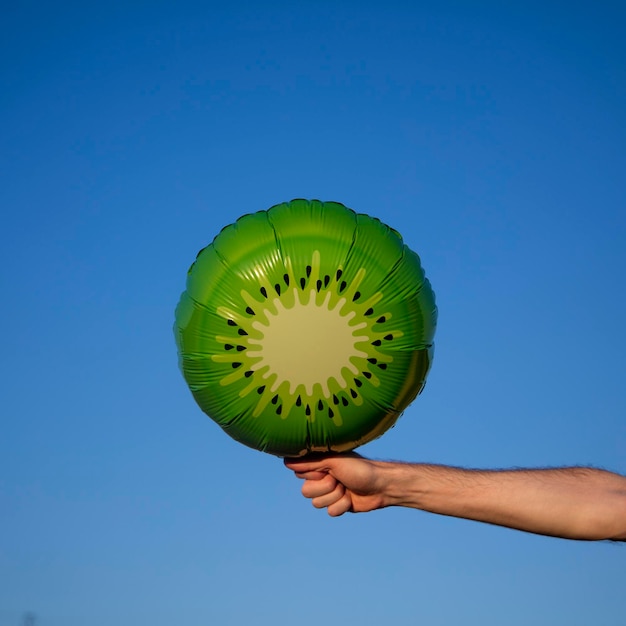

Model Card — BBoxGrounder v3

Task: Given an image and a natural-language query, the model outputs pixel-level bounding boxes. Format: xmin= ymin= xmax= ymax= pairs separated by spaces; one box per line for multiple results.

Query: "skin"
xmin=284 ymin=453 xmax=626 ymax=541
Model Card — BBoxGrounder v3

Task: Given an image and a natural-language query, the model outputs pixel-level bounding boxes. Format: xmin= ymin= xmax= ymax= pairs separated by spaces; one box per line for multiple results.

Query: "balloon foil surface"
xmin=174 ymin=199 xmax=437 ymax=456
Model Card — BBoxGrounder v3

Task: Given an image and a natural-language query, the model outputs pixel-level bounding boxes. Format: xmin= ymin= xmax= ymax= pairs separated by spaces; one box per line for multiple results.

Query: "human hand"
xmin=283 ymin=453 xmax=391 ymax=516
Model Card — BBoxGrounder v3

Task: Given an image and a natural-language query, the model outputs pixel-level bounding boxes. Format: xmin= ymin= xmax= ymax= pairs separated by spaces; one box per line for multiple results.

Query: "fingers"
xmin=312 ymin=482 xmax=345 ymax=509
xmin=327 ymin=491 xmax=353 ymax=517
xmin=300 ymin=474 xmax=352 ymax=515
xmin=284 ymin=454 xmax=360 ymax=517
xmin=301 ymin=473 xmax=337 ymax=498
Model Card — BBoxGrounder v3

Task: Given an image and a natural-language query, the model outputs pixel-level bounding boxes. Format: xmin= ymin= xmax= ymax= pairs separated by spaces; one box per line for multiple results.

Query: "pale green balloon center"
xmin=250 ymin=288 xmax=368 ymax=397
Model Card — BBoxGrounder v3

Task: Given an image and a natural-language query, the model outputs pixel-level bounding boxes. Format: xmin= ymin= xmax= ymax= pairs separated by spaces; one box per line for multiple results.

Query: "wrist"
xmin=373 ymin=461 xmax=426 ymax=508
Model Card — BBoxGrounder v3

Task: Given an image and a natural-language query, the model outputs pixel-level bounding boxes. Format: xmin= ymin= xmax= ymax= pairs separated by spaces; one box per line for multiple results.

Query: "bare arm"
xmin=284 ymin=454 xmax=626 ymax=541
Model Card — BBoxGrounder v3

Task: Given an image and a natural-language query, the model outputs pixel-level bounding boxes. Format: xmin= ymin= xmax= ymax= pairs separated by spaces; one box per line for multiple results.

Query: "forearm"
xmin=380 ymin=463 xmax=626 ymax=541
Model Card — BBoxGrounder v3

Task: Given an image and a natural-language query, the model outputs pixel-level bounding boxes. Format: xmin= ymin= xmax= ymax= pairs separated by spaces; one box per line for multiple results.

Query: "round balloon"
xmin=174 ymin=199 xmax=437 ymax=456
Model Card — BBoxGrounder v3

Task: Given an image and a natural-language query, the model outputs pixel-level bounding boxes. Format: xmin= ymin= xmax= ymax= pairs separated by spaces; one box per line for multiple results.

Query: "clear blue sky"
xmin=2 ymin=2 xmax=625 ymax=624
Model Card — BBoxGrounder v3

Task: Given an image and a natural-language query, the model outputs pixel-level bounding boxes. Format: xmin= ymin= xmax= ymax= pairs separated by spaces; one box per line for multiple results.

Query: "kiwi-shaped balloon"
xmin=174 ymin=199 xmax=437 ymax=457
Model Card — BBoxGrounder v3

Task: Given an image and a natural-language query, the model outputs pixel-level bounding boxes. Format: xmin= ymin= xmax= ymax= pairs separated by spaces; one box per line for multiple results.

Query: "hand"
xmin=283 ymin=453 xmax=390 ymax=516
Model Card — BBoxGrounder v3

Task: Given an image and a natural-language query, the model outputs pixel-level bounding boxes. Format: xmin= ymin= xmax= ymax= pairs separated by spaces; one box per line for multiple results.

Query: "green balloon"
xmin=174 ymin=199 xmax=437 ymax=456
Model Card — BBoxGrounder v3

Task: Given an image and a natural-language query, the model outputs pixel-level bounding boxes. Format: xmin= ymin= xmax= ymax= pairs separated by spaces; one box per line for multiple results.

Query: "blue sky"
xmin=2 ymin=2 xmax=625 ymax=624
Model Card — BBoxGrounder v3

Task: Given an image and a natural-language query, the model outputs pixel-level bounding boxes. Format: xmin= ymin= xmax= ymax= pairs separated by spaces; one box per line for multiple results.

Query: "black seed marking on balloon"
xmin=260 ymin=286 xmax=268 ymax=298
xmin=316 ymin=279 xmax=322 ymax=292
xmin=283 ymin=273 xmax=290 ymax=286
xmin=376 ymin=316 xmax=386 ymax=323
xmin=227 ymin=319 xmax=237 ymax=326
xmin=246 ymin=306 xmax=255 ymax=315
xmin=232 ymin=362 xmax=242 ymax=369
xmin=300 ymin=277 xmax=306 ymax=289
xmin=306 ymin=265 xmax=312 ymax=278
xmin=274 ymin=283 xmax=281 ymax=295
xmin=236 ymin=345 xmax=246 ymax=351
xmin=354 ymin=378 xmax=363 ymax=388
xmin=296 ymin=395 xmax=302 ymax=407
xmin=244 ymin=370 xmax=253 ymax=378
xmin=364 ymin=308 xmax=374 ymax=316
xmin=238 ymin=328 xmax=248 ymax=336
xmin=271 ymin=394 xmax=279 ymax=405
xmin=324 ymin=275 xmax=330 ymax=287
xmin=336 ymin=269 xmax=343 ymax=281
xmin=317 ymin=399 xmax=323 ymax=411
xmin=372 ymin=339 xmax=382 ymax=346
xmin=328 ymin=408 xmax=334 ymax=418
xmin=332 ymin=394 xmax=339 ymax=405
xmin=341 ymin=396 xmax=349 ymax=407
xmin=305 ymin=404 xmax=311 ymax=416
xmin=363 ymin=371 xmax=372 ymax=379
xmin=276 ymin=405 xmax=282 ymax=415
xmin=257 ymin=385 xmax=266 ymax=394
xmin=384 ymin=334 xmax=394 ymax=341
xmin=339 ymin=280 xmax=347 ymax=292
xmin=377 ymin=363 xmax=388 ymax=370
xmin=350 ymin=388 xmax=358 ymax=399
xmin=224 ymin=344 xmax=234 ymax=350
xmin=368 ymin=357 xmax=377 ymax=364
xmin=353 ymin=291 xmax=361 ymax=301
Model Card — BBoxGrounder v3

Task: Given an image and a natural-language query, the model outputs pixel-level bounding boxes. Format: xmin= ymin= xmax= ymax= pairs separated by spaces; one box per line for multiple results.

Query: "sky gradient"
xmin=2 ymin=2 xmax=625 ymax=625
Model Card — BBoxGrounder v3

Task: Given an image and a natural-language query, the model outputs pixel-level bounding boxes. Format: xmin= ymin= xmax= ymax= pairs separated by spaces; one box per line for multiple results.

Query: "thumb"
xmin=284 ymin=457 xmax=330 ymax=480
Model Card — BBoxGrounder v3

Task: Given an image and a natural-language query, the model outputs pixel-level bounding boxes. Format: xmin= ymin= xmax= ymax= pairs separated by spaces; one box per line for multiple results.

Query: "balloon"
xmin=174 ymin=199 xmax=437 ymax=456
